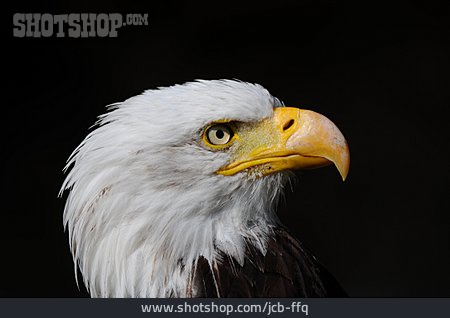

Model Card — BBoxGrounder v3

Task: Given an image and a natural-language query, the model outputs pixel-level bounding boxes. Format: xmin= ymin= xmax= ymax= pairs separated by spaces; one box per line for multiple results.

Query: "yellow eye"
xmin=205 ymin=124 xmax=234 ymax=146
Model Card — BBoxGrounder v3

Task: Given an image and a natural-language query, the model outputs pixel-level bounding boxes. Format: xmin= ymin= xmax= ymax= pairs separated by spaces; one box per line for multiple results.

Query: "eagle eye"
xmin=204 ymin=124 xmax=234 ymax=147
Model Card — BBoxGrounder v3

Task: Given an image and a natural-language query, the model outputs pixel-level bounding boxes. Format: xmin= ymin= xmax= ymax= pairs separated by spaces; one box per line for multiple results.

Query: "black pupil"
xmin=215 ymin=129 xmax=225 ymax=139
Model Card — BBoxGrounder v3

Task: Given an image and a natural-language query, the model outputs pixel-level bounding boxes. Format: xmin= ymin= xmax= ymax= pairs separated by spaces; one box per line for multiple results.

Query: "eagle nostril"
xmin=283 ymin=119 xmax=295 ymax=131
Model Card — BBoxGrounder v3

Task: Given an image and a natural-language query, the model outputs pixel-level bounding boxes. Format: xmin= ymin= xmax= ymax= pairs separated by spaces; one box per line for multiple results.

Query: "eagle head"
xmin=61 ymin=80 xmax=349 ymax=297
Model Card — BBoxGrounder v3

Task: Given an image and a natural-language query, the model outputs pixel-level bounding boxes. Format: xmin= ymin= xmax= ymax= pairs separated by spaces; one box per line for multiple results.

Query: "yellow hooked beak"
xmin=217 ymin=107 xmax=350 ymax=180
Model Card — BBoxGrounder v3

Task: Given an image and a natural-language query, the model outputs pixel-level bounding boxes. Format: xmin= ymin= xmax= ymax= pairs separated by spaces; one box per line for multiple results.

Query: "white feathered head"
xmin=61 ymin=80 xmax=349 ymax=297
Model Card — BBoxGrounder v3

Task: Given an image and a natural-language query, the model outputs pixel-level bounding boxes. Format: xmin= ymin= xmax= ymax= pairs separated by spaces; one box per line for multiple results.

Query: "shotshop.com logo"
xmin=13 ymin=13 xmax=148 ymax=38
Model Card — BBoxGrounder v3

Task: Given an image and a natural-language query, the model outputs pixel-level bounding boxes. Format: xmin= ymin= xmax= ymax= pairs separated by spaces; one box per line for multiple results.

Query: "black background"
xmin=2 ymin=0 xmax=449 ymax=297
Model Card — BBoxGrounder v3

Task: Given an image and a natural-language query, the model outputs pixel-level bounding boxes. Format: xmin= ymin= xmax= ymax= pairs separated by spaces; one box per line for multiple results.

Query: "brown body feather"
xmin=192 ymin=227 xmax=347 ymax=297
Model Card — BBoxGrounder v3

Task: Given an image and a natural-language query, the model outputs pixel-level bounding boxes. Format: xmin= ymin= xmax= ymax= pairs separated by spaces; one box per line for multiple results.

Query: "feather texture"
xmin=193 ymin=227 xmax=347 ymax=297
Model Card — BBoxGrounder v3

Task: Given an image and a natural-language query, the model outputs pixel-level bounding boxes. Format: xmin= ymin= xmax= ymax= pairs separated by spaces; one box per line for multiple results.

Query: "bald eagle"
xmin=60 ymin=80 xmax=350 ymax=297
